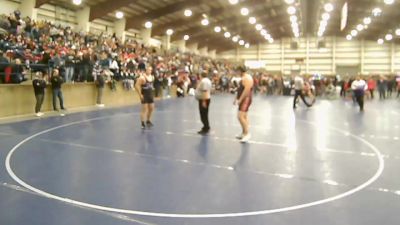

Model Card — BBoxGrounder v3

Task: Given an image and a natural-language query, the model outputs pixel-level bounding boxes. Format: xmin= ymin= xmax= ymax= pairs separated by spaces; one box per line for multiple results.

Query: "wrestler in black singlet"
xmin=237 ymin=80 xmax=253 ymax=112
xmin=141 ymin=76 xmax=154 ymax=104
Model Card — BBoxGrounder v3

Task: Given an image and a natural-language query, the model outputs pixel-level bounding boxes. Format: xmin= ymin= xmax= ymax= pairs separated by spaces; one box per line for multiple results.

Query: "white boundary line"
xmin=5 ymin=115 xmax=385 ymax=218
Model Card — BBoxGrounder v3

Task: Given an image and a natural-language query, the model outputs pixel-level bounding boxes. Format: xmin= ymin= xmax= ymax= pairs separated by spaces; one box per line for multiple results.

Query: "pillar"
xmin=140 ymin=28 xmax=152 ymax=46
xmin=114 ymin=18 xmax=126 ymax=43
xmin=332 ymin=36 xmax=336 ymax=74
xmin=360 ymin=39 xmax=365 ymax=74
xmin=19 ymin=0 xmax=37 ymax=20
xmin=280 ymin=39 xmax=285 ymax=74
xmin=76 ymin=6 xmax=90 ymax=33
xmin=161 ymin=35 xmax=171 ymax=50
xmin=199 ymin=47 xmax=208 ymax=57
xmin=187 ymin=43 xmax=198 ymax=54
xmin=209 ymin=50 xmax=216 ymax=59
xmin=306 ymin=36 xmax=310 ymax=74
xmin=391 ymin=42 xmax=395 ymax=73
xmin=174 ymin=40 xmax=186 ymax=52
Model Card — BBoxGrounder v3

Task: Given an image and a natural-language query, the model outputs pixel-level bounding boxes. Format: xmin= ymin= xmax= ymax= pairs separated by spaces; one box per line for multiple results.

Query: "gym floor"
xmin=0 ymin=95 xmax=399 ymax=225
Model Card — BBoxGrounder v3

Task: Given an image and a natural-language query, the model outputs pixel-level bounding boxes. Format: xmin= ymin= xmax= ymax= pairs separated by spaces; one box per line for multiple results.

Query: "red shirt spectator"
xmin=367 ymin=78 xmax=376 ymax=90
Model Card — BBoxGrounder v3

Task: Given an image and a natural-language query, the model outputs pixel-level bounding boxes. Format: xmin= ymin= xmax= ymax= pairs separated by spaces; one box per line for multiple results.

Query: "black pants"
xmin=52 ymin=88 xmax=65 ymax=110
xmin=199 ymin=99 xmax=211 ymax=131
xmin=369 ymin=89 xmax=374 ymax=99
xmin=97 ymin=87 xmax=103 ymax=104
xmin=293 ymin=90 xmax=311 ymax=108
xmin=379 ymin=90 xmax=386 ymax=99
xmin=355 ymin=94 xmax=364 ymax=111
xmin=35 ymin=94 xmax=44 ymax=113
xmin=340 ymin=87 xmax=346 ymax=97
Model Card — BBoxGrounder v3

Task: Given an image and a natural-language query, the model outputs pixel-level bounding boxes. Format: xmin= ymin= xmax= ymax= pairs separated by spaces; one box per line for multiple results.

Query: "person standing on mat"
xmin=351 ymin=75 xmax=368 ymax=112
xmin=293 ymin=74 xmax=312 ymax=109
xmin=196 ymin=72 xmax=212 ymax=135
xmin=135 ymin=66 xmax=155 ymax=129
xmin=32 ymin=71 xmax=47 ymax=117
xmin=50 ymin=68 xmax=66 ymax=112
xmin=234 ymin=66 xmax=254 ymax=143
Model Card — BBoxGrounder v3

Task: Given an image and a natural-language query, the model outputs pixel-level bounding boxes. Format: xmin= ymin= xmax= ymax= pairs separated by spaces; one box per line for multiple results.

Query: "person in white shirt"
xmin=293 ymin=75 xmax=312 ymax=109
xmin=196 ymin=72 xmax=212 ymax=134
xmin=351 ymin=76 xmax=368 ymax=111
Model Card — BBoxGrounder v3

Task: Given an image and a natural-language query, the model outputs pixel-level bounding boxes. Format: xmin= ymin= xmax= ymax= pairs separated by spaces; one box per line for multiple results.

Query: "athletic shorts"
xmin=141 ymin=95 xmax=154 ymax=104
xmin=239 ymin=97 xmax=252 ymax=112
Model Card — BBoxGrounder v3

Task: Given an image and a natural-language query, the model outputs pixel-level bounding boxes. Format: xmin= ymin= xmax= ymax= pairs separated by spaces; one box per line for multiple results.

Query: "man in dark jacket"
xmin=96 ymin=70 xmax=105 ymax=107
xmin=32 ymin=72 xmax=47 ymax=116
xmin=50 ymin=68 xmax=66 ymax=112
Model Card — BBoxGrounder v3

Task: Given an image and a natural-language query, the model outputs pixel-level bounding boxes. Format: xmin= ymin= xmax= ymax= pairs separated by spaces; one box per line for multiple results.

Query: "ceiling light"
xmin=241 ymin=7 xmax=249 ymax=16
xmin=166 ymin=29 xmax=174 ymax=36
xmin=239 ymin=40 xmax=245 ymax=46
xmin=290 ymin=15 xmax=297 ymax=22
xmin=115 ymin=11 xmax=124 ymax=19
xmin=351 ymin=30 xmax=358 ymax=36
xmin=183 ymin=35 xmax=190 ymax=41
xmin=72 ymin=0 xmax=82 ymax=5
xmin=265 ymin=33 xmax=271 ymax=39
xmin=287 ymin=6 xmax=296 ymax=15
xmin=320 ymin=20 xmax=328 ymax=27
xmin=396 ymin=29 xmax=400 ymax=36
xmin=322 ymin=13 xmax=330 ymax=21
xmin=232 ymin=36 xmax=239 ymax=42
xmin=324 ymin=3 xmax=334 ymax=12
xmin=255 ymin=24 xmax=263 ymax=30
xmin=372 ymin=8 xmax=382 ymax=17
xmin=363 ymin=17 xmax=371 ymax=25
xmin=260 ymin=29 xmax=267 ymax=36
xmin=285 ymin=0 xmax=295 ymax=4
xmin=318 ymin=31 xmax=323 ymax=37
xmin=214 ymin=26 xmax=221 ymax=33
xmin=385 ymin=34 xmax=393 ymax=41
xmin=244 ymin=43 xmax=250 ymax=48
xmin=201 ymin=18 xmax=209 ymax=26
xmin=268 ymin=38 xmax=274 ymax=43
xmin=356 ymin=24 xmax=364 ymax=31
xmin=294 ymin=32 xmax=299 ymax=37
xmin=377 ymin=38 xmax=384 ymax=44
xmin=229 ymin=0 xmax=239 ymax=5
xmin=144 ymin=21 xmax=152 ymax=29
xmin=384 ymin=0 xmax=395 ymax=5
xmin=249 ymin=17 xmax=257 ymax=24
xmin=224 ymin=32 xmax=231 ymax=38
xmin=346 ymin=34 xmax=352 ymax=40
xmin=184 ymin=9 xmax=192 ymax=17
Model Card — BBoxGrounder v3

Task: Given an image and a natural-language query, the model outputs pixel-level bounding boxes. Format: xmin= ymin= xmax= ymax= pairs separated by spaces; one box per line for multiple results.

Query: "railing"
xmin=0 ymin=62 xmax=97 ymax=84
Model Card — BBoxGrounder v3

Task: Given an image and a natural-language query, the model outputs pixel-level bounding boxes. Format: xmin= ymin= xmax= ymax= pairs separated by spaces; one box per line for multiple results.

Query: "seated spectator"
xmin=0 ymin=50 xmax=9 ymax=83
xmin=11 ymin=58 xmax=27 ymax=83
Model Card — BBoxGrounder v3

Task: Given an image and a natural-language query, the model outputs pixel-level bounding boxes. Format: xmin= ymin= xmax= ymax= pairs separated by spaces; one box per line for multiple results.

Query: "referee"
xmin=196 ymin=72 xmax=212 ymax=135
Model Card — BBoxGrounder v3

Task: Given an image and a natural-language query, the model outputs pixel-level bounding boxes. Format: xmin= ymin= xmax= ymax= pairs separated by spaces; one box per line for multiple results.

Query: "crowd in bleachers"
xmin=0 ymin=10 xmax=235 ymax=89
xmin=1 ymin=10 xmax=399 ymax=102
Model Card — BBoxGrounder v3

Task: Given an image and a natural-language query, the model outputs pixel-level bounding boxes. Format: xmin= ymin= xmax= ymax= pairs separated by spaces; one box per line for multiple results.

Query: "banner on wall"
xmin=341 ymin=2 xmax=348 ymax=31
xmin=244 ymin=60 xmax=266 ymax=69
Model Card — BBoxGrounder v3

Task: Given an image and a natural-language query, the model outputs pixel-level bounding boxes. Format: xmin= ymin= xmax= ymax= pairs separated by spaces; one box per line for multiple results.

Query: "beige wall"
xmin=218 ymin=36 xmax=400 ymax=76
xmin=0 ymin=83 xmax=175 ymax=118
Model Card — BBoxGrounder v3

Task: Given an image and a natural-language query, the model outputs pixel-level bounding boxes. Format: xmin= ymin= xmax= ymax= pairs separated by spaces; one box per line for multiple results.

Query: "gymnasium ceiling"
xmin=35 ymin=0 xmax=400 ymax=52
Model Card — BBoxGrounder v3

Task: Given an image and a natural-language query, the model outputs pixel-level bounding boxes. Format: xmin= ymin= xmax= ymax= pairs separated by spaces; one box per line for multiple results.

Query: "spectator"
xmin=377 ymin=76 xmax=387 ymax=99
xmin=11 ymin=58 xmax=27 ymax=83
xmin=367 ymin=76 xmax=376 ymax=99
xmin=32 ymin=71 xmax=47 ymax=116
xmin=0 ymin=50 xmax=9 ymax=83
xmin=50 ymin=68 xmax=66 ymax=111
xmin=351 ymin=75 xmax=368 ymax=112
xmin=96 ymin=70 xmax=105 ymax=107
